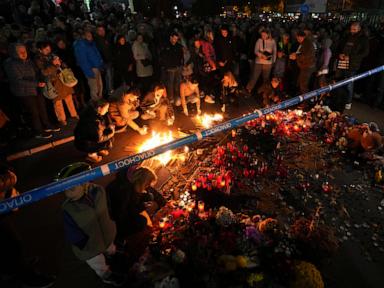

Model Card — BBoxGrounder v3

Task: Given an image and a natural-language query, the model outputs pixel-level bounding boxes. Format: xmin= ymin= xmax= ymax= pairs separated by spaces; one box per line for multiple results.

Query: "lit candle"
xmin=191 ymin=181 xmax=197 ymax=191
xmin=159 ymin=218 xmax=165 ymax=229
xmin=184 ymin=146 xmax=189 ymax=153
xmin=198 ymin=201 xmax=205 ymax=212
xmin=231 ymin=129 xmax=236 ymax=137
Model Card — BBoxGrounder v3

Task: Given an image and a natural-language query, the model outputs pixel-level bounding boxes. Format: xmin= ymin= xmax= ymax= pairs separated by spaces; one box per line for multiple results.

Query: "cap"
xmin=55 ymin=162 xmax=91 ymax=181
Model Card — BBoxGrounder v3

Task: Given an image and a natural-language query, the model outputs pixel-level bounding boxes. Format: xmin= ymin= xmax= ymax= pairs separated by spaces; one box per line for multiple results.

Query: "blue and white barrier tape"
xmin=1 ymin=65 xmax=383 ymax=214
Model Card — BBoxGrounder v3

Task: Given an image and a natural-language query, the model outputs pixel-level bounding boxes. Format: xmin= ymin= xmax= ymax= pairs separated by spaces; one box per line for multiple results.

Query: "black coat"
xmin=107 ymin=172 xmax=165 ymax=237
xmin=338 ymin=31 xmax=369 ymax=71
xmin=112 ymin=43 xmax=134 ymax=73
xmin=214 ymin=34 xmax=234 ymax=63
xmin=74 ymin=106 xmax=114 ymax=153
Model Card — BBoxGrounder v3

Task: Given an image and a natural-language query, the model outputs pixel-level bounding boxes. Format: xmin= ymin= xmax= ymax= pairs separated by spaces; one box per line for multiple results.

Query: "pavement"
xmin=2 ymin=98 xmax=384 ymax=288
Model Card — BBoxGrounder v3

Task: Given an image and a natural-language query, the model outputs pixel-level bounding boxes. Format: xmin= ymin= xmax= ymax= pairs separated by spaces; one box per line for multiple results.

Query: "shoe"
xmin=204 ymin=95 xmax=215 ymax=104
xmin=86 ymin=153 xmax=102 ymax=163
xmin=22 ymin=273 xmax=55 ymax=288
xmin=35 ymin=132 xmax=53 ymax=139
xmin=98 ymin=150 xmax=109 ymax=156
xmin=44 ymin=126 xmax=61 ymax=132
xmin=102 ymin=272 xmax=126 ymax=287
xmin=353 ymin=93 xmax=361 ymax=99
xmin=345 ymin=103 xmax=352 ymax=110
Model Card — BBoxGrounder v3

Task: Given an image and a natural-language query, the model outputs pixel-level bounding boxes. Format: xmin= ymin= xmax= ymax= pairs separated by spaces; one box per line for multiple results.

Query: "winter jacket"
xmin=73 ymin=39 xmax=103 ymax=78
xmin=200 ymin=40 xmax=216 ymax=67
xmin=62 ymin=183 xmax=116 ymax=261
xmin=159 ymin=42 xmax=184 ymax=70
xmin=132 ymin=40 xmax=153 ymax=78
xmin=273 ymin=57 xmax=286 ymax=78
xmin=112 ymin=43 xmax=134 ymax=74
xmin=296 ymin=37 xmax=316 ymax=69
xmin=3 ymin=47 xmax=39 ymax=97
xmin=254 ymin=38 xmax=277 ymax=65
xmin=74 ymin=105 xmax=114 ymax=153
xmin=106 ymin=173 xmax=165 ymax=237
xmin=214 ymin=35 xmax=234 ymax=63
xmin=338 ymin=31 xmax=369 ymax=72
xmin=34 ymin=52 xmax=73 ymax=100
xmin=94 ymin=35 xmax=113 ymax=63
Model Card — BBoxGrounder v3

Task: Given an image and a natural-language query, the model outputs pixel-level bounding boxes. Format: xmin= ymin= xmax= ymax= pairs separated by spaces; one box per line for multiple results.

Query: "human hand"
xmin=339 ymin=54 xmax=345 ymax=60
xmin=218 ymin=61 xmax=225 ymax=67
xmin=38 ymin=82 xmax=46 ymax=88
xmin=183 ymin=108 xmax=189 ymax=116
xmin=289 ymin=53 xmax=297 ymax=60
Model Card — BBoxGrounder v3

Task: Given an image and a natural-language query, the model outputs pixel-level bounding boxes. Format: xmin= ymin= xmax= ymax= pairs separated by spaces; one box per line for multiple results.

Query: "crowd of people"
xmin=0 ymin=1 xmax=383 ymax=152
xmin=1 ymin=0 xmax=384 ymax=287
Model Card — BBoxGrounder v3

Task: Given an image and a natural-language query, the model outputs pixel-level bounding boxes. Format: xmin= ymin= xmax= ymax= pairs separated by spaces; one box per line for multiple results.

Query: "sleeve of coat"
xmin=34 ymin=56 xmax=57 ymax=78
xmin=272 ymin=40 xmax=277 ymax=63
xmin=4 ymin=61 xmax=38 ymax=89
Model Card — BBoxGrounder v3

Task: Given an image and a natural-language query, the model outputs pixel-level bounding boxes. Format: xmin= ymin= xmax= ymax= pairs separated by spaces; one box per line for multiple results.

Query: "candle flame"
xmin=195 ymin=113 xmax=224 ymax=128
xmin=138 ymin=131 xmax=174 ymax=165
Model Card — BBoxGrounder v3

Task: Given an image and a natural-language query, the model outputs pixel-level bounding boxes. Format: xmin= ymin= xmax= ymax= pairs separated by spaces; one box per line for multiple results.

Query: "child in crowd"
xmin=258 ymin=77 xmax=284 ymax=107
xmin=74 ymin=100 xmax=115 ymax=163
xmin=180 ymin=77 xmax=202 ymax=116
xmin=141 ymin=84 xmax=175 ymax=126
xmin=108 ymin=86 xmax=147 ymax=135
xmin=59 ymin=163 xmax=125 ymax=287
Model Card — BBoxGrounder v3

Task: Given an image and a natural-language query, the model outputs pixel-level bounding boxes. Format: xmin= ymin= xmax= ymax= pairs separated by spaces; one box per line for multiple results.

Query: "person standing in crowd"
xmin=74 ymin=29 xmax=104 ymax=101
xmin=289 ymin=30 xmax=316 ymax=94
xmin=113 ymin=35 xmax=135 ymax=88
xmin=35 ymin=41 xmax=78 ymax=126
xmin=0 ymin=163 xmax=56 ymax=288
xmin=74 ymin=100 xmax=115 ymax=163
xmin=54 ymin=36 xmax=86 ymax=109
xmin=200 ymin=31 xmax=217 ymax=104
xmin=4 ymin=43 xmax=59 ymax=139
xmin=132 ymin=33 xmax=153 ymax=95
xmin=94 ymin=25 xmax=114 ymax=95
xmin=214 ymin=24 xmax=234 ymax=74
xmin=246 ymin=29 xmax=277 ymax=94
xmin=160 ymin=31 xmax=184 ymax=105
xmin=108 ymin=86 xmax=147 ymax=135
xmin=336 ymin=22 xmax=369 ymax=110
xmin=59 ymin=162 xmax=125 ymax=287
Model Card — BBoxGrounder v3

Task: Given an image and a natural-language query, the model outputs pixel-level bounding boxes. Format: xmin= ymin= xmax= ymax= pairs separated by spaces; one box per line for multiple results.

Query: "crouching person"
xmin=108 ymin=86 xmax=147 ymax=135
xmin=59 ymin=163 xmax=125 ymax=287
xmin=180 ymin=77 xmax=201 ymax=116
xmin=258 ymin=77 xmax=284 ymax=107
xmin=74 ymin=100 xmax=115 ymax=163
xmin=141 ymin=84 xmax=174 ymax=126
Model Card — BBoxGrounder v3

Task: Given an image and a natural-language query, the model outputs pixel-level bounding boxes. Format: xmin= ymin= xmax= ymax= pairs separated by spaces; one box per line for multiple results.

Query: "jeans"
xmin=19 ymin=95 xmax=51 ymax=133
xmin=336 ymin=69 xmax=356 ymax=104
xmin=85 ymin=243 xmax=116 ymax=278
xmin=163 ymin=67 xmax=181 ymax=102
xmin=87 ymin=68 xmax=103 ymax=101
xmin=104 ymin=63 xmax=114 ymax=94
xmin=246 ymin=63 xmax=272 ymax=91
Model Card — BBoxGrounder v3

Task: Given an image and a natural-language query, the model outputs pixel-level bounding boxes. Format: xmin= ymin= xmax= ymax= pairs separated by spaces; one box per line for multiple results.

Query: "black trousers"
xmin=19 ymin=95 xmax=51 ymax=133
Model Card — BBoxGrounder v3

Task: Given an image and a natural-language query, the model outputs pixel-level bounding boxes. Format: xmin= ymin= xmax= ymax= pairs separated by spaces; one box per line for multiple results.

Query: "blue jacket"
xmin=73 ymin=39 xmax=103 ymax=78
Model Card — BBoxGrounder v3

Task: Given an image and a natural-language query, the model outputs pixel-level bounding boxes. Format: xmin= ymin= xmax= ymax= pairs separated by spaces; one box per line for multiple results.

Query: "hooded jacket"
xmin=3 ymin=44 xmax=39 ymax=97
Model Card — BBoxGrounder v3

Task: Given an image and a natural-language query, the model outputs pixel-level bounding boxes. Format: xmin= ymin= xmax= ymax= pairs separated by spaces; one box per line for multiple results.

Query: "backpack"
xmin=42 ymin=81 xmax=58 ymax=100
xmin=58 ymin=68 xmax=78 ymax=88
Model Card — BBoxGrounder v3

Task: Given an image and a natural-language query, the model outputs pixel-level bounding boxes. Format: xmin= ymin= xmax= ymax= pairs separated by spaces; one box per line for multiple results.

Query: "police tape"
xmin=1 ymin=65 xmax=384 ymax=214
